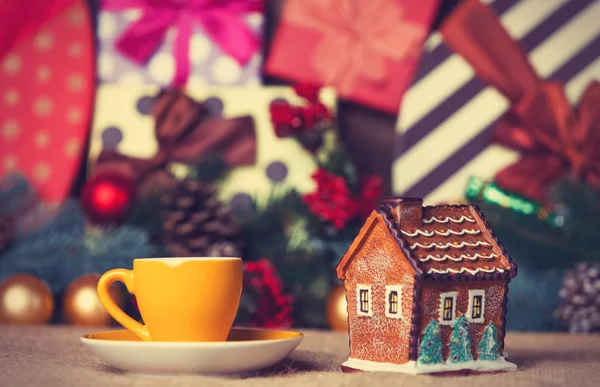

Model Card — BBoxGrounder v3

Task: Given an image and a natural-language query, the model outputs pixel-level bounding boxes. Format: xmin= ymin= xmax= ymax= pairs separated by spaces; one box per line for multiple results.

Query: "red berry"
xmin=293 ymin=83 xmax=320 ymax=102
xmin=302 ymin=168 xmax=360 ymax=229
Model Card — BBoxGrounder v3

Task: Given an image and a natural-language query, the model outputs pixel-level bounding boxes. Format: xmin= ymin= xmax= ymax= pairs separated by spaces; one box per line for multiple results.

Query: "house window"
xmin=439 ymin=291 xmax=458 ymax=325
xmin=385 ymin=285 xmax=403 ymax=319
xmin=389 ymin=292 xmax=398 ymax=313
xmin=360 ymin=290 xmax=369 ymax=312
xmin=468 ymin=289 xmax=486 ymax=323
xmin=356 ymin=284 xmax=372 ymax=317
xmin=442 ymin=298 xmax=453 ymax=320
xmin=472 ymin=296 xmax=482 ymax=318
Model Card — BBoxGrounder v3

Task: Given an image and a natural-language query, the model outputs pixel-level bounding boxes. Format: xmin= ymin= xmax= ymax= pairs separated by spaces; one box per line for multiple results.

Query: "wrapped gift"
xmin=393 ymin=0 xmax=600 ymax=204
xmin=0 ymin=0 xmax=95 ymax=203
xmin=98 ymin=0 xmax=264 ymax=87
xmin=88 ymin=85 xmax=336 ymax=204
xmin=265 ymin=0 xmax=440 ymax=114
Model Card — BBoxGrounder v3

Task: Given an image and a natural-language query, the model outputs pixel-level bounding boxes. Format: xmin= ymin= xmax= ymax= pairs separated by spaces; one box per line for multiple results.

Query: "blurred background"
xmin=0 ymin=0 xmax=599 ymax=334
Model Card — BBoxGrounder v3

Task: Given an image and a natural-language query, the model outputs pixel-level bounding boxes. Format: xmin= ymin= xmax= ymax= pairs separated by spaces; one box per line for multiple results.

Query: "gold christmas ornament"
xmin=326 ymin=283 xmax=348 ymax=332
xmin=63 ymin=274 xmax=123 ymax=326
xmin=0 ymin=273 xmax=54 ymax=325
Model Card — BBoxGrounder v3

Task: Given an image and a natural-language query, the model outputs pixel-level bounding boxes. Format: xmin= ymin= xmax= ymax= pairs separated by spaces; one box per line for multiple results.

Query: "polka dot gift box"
xmin=88 ymin=85 xmax=336 ymax=205
xmin=98 ymin=0 xmax=263 ymax=87
xmin=0 ymin=0 xmax=94 ymax=203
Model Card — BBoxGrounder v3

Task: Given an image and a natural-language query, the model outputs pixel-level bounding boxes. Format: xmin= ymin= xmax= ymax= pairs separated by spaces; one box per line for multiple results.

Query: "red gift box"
xmin=265 ymin=0 xmax=440 ymax=114
xmin=0 ymin=0 xmax=94 ymax=203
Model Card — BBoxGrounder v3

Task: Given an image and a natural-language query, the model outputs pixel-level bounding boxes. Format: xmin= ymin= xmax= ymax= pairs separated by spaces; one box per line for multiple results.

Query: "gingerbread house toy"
xmin=336 ymin=197 xmax=518 ymax=375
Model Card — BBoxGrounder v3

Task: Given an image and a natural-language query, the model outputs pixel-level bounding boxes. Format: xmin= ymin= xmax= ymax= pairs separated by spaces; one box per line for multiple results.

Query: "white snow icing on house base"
xmin=342 ymin=358 xmax=518 ymax=375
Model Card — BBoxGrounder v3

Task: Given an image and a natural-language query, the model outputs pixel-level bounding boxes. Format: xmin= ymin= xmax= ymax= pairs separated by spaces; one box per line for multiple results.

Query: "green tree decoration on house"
xmin=418 ymin=320 xmax=443 ymax=365
xmin=478 ymin=323 xmax=500 ymax=361
xmin=448 ymin=315 xmax=473 ymax=363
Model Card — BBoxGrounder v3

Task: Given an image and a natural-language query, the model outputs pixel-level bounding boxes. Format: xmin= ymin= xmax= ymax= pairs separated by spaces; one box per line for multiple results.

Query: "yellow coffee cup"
xmin=97 ymin=257 xmax=242 ymax=342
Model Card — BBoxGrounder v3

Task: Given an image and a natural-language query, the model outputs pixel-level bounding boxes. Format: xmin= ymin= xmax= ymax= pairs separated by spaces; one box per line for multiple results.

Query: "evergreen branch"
xmin=189 ymin=153 xmax=230 ymax=183
xmin=0 ymin=172 xmax=36 ymax=217
xmin=232 ymin=184 xmax=339 ymax=327
xmin=475 ymin=201 xmax=600 ymax=269
xmin=125 ymin=188 xmax=166 ymax=243
xmin=0 ymin=199 xmax=152 ymax=294
xmin=235 ymin=185 xmax=301 ymax=262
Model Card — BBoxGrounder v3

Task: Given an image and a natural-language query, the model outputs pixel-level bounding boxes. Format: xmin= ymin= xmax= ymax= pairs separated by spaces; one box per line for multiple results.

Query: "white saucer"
xmin=81 ymin=327 xmax=304 ymax=376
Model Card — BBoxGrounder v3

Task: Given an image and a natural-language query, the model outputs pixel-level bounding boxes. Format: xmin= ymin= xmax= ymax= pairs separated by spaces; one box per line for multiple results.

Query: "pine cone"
xmin=0 ymin=215 xmax=14 ymax=253
xmin=555 ymin=262 xmax=600 ymax=333
xmin=162 ymin=179 xmax=241 ymax=257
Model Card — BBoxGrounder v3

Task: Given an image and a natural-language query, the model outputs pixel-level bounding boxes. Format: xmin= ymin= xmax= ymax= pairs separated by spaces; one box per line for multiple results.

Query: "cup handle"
xmin=97 ymin=269 xmax=150 ymax=341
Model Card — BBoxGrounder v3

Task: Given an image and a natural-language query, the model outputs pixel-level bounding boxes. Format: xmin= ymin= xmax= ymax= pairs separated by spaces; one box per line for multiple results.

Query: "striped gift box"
xmin=393 ymin=0 xmax=600 ymax=204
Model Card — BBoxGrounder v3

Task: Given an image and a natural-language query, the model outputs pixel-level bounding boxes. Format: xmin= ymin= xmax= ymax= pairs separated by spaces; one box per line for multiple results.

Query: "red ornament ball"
xmin=81 ymin=171 xmax=136 ymax=224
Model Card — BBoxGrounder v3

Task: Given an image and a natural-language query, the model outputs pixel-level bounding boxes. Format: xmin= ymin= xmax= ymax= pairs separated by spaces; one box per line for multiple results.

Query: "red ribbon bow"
xmin=441 ymin=0 xmax=600 ymax=203
xmin=95 ymin=89 xmax=257 ymax=192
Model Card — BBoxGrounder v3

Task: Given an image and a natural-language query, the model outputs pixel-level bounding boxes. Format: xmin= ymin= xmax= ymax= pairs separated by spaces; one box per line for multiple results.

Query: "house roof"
xmin=336 ymin=197 xmax=517 ymax=281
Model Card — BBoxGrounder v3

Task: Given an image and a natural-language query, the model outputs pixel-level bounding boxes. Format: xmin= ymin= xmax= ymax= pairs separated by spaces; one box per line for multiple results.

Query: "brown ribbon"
xmin=95 ymin=88 xmax=257 ymax=190
xmin=440 ymin=0 xmax=600 ymax=203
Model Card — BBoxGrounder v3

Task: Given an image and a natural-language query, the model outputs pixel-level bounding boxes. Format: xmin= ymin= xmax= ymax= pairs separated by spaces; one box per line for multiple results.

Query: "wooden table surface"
xmin=1 ymin=325 xmax=599 ymax=387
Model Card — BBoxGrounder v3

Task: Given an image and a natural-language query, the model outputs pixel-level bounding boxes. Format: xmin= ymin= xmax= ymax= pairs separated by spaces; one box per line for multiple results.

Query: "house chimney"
xmin=379 ymin=197 xmax=423 ymax=229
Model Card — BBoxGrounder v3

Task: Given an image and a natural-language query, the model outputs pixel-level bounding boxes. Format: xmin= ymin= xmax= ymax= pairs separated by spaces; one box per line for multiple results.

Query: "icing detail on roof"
xmin=419 ymin=253 xmax=498 ymax=262
xmin=427 ymin=267 xmax=505 ymax=275
xmin=423 ymin=216 xmax=476 ymax=224
xmin=401 ymin=229 xmax=481 ymax=237
xmin=409 ymin=241 xmax=492 ymax=249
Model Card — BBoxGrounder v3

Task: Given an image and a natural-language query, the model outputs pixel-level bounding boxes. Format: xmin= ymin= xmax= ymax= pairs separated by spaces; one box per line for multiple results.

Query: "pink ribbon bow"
xmin=102 ymin=0 xmax=262 ymax=86
xmin=284 ymin=0 xmax=426 ymax=94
